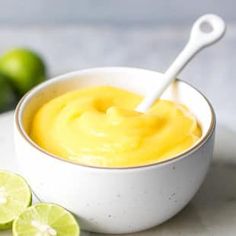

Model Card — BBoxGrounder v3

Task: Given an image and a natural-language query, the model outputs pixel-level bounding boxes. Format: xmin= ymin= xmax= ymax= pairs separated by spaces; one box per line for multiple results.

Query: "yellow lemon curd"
xmin=30 ymin=86 xmax=201 ymax=168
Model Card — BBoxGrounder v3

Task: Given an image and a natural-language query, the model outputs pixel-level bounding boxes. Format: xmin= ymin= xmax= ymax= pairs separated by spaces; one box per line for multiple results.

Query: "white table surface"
xmin=0 ymin=24 xmax=236 ymax=235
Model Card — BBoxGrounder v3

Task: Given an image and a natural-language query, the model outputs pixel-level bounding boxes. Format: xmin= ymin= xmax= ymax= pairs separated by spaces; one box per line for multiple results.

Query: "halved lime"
xmin=13 ymin=203 xmax=80 ymax=236
xmin=0 ymin=170 xmax=32 ymax=230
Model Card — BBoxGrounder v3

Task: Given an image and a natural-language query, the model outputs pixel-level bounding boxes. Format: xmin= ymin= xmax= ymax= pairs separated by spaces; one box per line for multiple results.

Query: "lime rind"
xmin=0 ymin=48 xmax=47 ymax=95
xmin=13 ymin=203 xmax=80 ymax=236
xmin=0 ymin=170 xmax=32 ymax=230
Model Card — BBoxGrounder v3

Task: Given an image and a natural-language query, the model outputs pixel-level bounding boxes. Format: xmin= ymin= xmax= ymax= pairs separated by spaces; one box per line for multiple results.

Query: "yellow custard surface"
xmin=30 ymin=86 xmax=201 ymax=167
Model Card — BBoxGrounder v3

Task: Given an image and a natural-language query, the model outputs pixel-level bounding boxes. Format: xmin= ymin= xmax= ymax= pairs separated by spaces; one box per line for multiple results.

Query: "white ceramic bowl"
xmin=14 ymin=67 xmax=215 ymax=234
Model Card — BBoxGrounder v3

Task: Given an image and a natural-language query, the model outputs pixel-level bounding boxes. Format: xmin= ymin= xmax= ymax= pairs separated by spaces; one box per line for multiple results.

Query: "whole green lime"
xmin=0 ymin=74 xmax=16 ymax=112
xmin=0 ymin=48 xmax=47 ymax=96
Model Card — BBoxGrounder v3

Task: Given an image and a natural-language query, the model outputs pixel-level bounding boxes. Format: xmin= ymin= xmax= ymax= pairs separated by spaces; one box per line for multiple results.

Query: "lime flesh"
xmin=0 ymin=170 xmax=32 ymax=230
xmin=13 ymin=203 xmax=80 ymax=236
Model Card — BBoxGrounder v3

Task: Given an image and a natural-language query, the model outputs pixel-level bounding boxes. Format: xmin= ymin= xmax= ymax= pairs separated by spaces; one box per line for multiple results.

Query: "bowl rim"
xmin=14 ymin=66 xmax=216 ymax=170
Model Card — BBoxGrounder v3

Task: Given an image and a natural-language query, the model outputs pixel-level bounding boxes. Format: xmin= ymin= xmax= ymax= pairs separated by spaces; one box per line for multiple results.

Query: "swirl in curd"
xmin=30 ymin=86 xmax=201 ymax=167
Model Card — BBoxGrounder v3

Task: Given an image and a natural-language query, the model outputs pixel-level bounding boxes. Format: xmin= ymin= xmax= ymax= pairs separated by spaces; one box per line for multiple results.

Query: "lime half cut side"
xmin=13 ymin=203 xmax=80 ymax=236
xmin=0 ymin=170 xmax=32 ymax=230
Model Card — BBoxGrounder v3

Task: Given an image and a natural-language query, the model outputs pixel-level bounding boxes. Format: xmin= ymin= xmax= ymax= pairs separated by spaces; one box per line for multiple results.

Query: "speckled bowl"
xmin=14 ymin=67 xmax=215 ymax=234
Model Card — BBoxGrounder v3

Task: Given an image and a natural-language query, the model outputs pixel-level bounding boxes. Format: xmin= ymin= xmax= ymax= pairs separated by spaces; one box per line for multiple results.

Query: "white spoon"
xmin=136 ymin=14 xmax=226 ymax=113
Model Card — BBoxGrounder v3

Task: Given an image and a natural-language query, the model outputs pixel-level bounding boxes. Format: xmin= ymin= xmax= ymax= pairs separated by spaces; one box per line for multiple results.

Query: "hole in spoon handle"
xmin=190 ymin=14 xmax=226 ymax=49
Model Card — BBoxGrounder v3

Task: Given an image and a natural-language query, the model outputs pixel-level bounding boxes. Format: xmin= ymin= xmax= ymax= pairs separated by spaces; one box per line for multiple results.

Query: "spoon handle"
xmin=136 ymin=14 xmax=226 ymax=113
